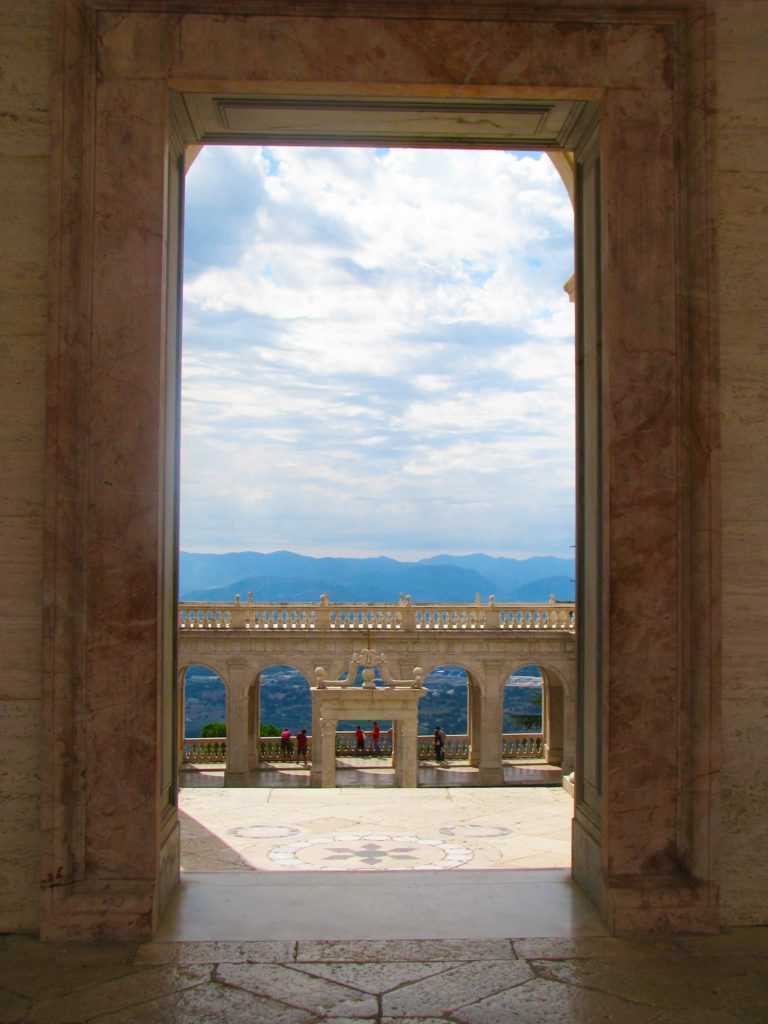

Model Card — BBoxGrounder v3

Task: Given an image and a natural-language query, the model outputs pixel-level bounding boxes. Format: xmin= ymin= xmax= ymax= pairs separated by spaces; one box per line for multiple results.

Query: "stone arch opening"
xmin=177 ymin=661 xmax=228 ymax=770
xmin=43 ymin=5 xmax=718 ymax=940
xmin=257 ymin=664 xmax=312 ymax=764
xmin=420 ymin=664 xmax=470 ymax=759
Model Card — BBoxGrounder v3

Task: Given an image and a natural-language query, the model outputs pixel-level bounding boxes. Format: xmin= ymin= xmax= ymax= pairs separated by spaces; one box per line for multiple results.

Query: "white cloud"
xmin=181 ymin=145 xmax=575 ymax=558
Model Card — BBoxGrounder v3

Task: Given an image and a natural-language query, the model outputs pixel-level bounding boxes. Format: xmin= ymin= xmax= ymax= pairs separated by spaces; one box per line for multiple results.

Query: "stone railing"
xmin=183 ymin=732 xmax=544 ymax=765
xmin=178 ymin=595 xmax=574 ymax=632
xmin=183 ymin=737 xmax=227 ymax=763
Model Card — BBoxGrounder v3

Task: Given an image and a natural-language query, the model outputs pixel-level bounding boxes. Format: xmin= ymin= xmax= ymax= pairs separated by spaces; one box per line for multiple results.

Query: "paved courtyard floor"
xmin=10 ymin=782 xmax=767 ymax=1021
xmin=179 ymin=778 xmax=573 ymax=873
xmin=4 ymin=929 xmax=768 ymax=1022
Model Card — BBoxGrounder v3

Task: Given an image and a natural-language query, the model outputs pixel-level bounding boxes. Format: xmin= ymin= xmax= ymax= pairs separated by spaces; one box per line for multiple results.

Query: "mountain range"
xmin=179 ymin=550 xmax=575 ymax=603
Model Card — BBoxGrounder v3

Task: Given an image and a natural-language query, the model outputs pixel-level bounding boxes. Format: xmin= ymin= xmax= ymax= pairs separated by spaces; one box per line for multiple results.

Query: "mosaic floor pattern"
xmin=180 ymin=785 xmax=573 ymax=873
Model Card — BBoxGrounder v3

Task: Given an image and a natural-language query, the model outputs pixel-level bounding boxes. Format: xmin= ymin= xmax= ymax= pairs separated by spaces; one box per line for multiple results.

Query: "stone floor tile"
xmin=649 ymin=1011 xmax=750 ymax=1023
xmin=0 ymin=937 xmax=138 ymax=1000
xmin=513 ymin=935 xmax=680 ymax=959
xmin=382 ymin=960 xmax=533 ymax=1018
xmin=536 ymin=955 xmax=768 ymax=1011
xmin=319 ymin=1019 xmax=380 ymax=1024
xmin=296 ymin=939 xmax=514 ymax=962
xmin=0 ymin=984 xmax=30 ymax=1023
xmin=452 ymin=975 xmax=660 ymax=1024
xmin=133 ymin=940 xmax=296 ymax=965
xmin=381 ymin=1018 xmax=456 ymax=1024
xmin=26 ymin=965 xmax=210 ymax=1023
xmin=295 ymin=961 xmax=452 ymax=994
xmin=90 ymin=981 xmax=314 ymax=1024
xmin=216 ymin=962 xmax=379 ymax=1017
xmin=672 ymin=927 xmax=768 ymax=956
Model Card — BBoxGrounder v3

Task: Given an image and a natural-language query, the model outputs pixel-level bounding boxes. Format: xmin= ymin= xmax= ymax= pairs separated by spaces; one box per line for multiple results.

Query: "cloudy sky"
xmin=181 ymin=145 xmax=575 ymax=560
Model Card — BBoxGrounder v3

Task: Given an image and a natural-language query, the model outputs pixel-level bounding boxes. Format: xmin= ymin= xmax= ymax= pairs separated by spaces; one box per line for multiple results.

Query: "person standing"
xmin=280 ymin=728 xmax=292 ymax=757
xmin=370 ymin=721 xmax=381 ymax=755
xmin=434 ymin=725 xmax=445 ymax=762
xmin=355 ymin=724 xmax=366 ymax=755
xmin=296 ymin=728 xmax=309 ymax=766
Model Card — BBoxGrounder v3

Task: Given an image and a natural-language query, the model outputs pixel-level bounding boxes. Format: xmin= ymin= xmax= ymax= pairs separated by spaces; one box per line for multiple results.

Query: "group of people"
xmin=277 ymin=722 xmax=448 ymax=764
xmin=354 ymin=721 xmax=383 ymax=755
xmin=280 ymin=727 xmax=309 ymax=766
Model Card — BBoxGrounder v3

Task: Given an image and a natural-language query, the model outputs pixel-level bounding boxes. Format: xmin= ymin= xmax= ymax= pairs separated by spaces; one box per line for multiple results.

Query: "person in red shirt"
xmin=296 ymin=728 xmax=309 ymax=766
xmin=355 ymin=725 xmax=365 ymax=755
xmin=370 ymin=721 xmax=381 ymax=754
xmin=280 ymin=728 xmax=292 ymax=757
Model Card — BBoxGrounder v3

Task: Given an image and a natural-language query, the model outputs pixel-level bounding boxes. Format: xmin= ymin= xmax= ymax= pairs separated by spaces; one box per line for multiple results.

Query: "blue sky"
xmin=181 ymin=145 xmax=575 ymax=559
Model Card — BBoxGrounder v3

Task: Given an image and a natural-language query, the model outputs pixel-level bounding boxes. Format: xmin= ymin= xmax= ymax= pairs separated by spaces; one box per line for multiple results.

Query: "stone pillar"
xmin=178 ymin=669 xmax=187 ymax=767
xmin=247 ymin=680 xmax=260 ymax=769
xmin=400 ymin=717 xmax=419 ymax=788
xmin=562 ymin=674 xmax=577 ymax=776
xmin=320 ymin=717 xmax=337 ymax=788
xmin=544 ymin=676 xmax=564 ymax=767
xmin=225 ymin=660 xmax=250 ymax=786
xmin=468 ymin=683 xmax=482 ymax=767
xmin=393 ymin=720 xmax=403 ymax=782
xmin=477 ymin=666 xmax=504 ymax=786
xmin=310 ymin=696 xmax=323 ymax=787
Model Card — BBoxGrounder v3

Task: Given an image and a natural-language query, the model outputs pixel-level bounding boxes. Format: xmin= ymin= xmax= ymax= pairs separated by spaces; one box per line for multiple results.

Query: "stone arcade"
xmin=2 ymin=0 xmax=767 ymax=952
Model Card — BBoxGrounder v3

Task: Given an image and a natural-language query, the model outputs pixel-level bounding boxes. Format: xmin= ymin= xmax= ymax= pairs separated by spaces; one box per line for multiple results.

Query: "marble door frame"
xmin=42 ymin=1 xmax=718 ymax=939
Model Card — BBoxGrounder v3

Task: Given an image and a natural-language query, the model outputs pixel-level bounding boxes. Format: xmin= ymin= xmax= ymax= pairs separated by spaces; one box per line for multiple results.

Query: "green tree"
xmin=200 ymin=721 xmax=226 ymax=737
xmin=260 ymin=722 xmax=280 ymax=737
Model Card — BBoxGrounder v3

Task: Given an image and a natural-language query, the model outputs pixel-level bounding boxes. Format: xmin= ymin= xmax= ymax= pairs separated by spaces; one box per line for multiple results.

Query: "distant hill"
xmin=179 ymin=550 xmax=575 ymax=603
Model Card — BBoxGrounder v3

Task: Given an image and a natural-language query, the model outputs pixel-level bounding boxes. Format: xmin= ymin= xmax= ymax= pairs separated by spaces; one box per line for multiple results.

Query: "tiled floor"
xmin=167 ymin=781 xmax=587 ymax=942
xmin=4 ymin=930 xmax=768 ymax=1022
xmin=8 ymin=784 xmax=768 ymax=1021
xmin=178 ymin=780 xmax=573 ymax=873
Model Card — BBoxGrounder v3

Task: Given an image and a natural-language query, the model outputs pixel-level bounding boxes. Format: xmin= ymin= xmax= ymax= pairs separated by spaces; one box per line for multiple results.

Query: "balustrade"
xmin=183 ymin=737 xmax=227 ymax=763
xmin=179 ymin=597 xmax=574 ymax=632
xmin=183 ymin=732 xmax=543 ymax=765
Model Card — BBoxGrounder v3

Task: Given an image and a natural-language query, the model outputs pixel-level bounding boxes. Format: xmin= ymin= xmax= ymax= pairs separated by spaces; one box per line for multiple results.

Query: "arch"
xmin=178 ymin=663 xmax=228 ymax=770
xmin=502 ymin=662 xmax=572 ymax=773
xmin=258 ymin=664 xmax=313 ymax=765
xmin=420 ymin=664 xmax=471 ymax=762
xmin=43 ymin=5 xmax=719 ymax=939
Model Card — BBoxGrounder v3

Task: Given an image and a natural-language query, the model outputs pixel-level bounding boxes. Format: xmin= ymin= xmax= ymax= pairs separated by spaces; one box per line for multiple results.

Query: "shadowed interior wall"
xmin=0 ymin=0 xmax=766 ymax=935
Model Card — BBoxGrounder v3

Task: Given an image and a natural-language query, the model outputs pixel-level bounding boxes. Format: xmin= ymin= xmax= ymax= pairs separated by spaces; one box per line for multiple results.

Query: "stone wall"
xmin=715 ymin=0 xmax=768 ymax=924
xmin=0 ymin=0 xmax=51 ymax=931
xmin=0 ymin=0 xmax=766 ymax=934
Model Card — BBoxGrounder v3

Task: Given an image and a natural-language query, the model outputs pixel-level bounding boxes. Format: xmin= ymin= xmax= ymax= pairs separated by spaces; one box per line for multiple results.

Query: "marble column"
xmin=310 ymin=696 xmax=323 ymax=786
xmin=247 ymin=681 xmax=260 ymax=770
xmin=393 ymin=721 xmax=406 ymax=785
xmin=477 ymin=666 xmax=504 ymax=786
xmin=225 ymin=660 xmax=249 ymax=786
xmin=544 ymin=677 xmax=564 ymax=767
xmin=468 ymin=683 xmax=482 ymax=767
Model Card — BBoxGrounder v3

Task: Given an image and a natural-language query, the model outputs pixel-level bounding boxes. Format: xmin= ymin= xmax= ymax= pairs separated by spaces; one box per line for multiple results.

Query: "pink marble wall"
xmin=38 ymin=1 xmax=722 ymax=939
xmin=0 ymin=0 xmax=51 ymax=933
xmin=0 ymin=0 xmax=750 ymax=939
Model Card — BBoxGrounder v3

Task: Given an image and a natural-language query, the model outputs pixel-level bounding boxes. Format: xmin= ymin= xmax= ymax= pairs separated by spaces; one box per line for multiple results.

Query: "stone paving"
xmin=179 ymin=782 xmax=573 ymax=872
xmin=3 ymin=931 xmax=768 ymax=1023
